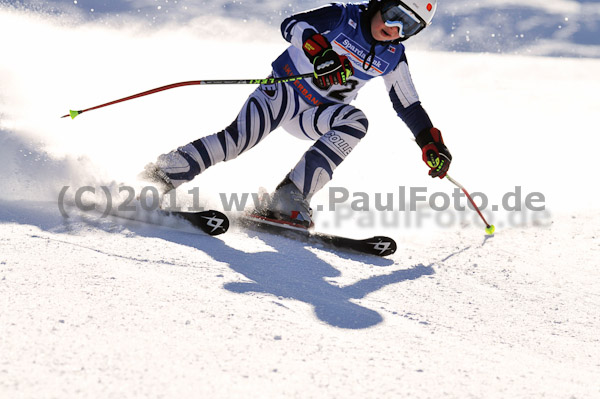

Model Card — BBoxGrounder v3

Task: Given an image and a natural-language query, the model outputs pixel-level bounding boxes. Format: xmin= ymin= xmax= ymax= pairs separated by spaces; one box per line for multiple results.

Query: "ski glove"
xmin=416 ymin=127 xmax=452 ymax=179
xmin=302 ymin=33 xmax=354 ymax=90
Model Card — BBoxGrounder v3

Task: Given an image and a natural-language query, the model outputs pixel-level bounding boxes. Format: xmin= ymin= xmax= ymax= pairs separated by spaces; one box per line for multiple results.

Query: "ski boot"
xmin=251 ymin=177 xmax=314 ymax=230
xmin=138 ymin=163 xmax=176 ymax=194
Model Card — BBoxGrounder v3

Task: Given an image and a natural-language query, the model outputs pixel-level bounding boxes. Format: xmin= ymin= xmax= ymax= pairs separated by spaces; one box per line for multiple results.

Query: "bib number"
xmin=328 ymin=79 xmax=359 ymax=101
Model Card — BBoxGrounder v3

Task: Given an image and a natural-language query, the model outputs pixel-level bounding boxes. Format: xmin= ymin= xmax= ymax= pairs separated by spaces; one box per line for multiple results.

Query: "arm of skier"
xmin=383 ymin=54 xmax=452 ymax=178
xmin=280 ymin=4 xmax=344 ymax=48
xmin=281 ymin=4 xmax=354 ymax=88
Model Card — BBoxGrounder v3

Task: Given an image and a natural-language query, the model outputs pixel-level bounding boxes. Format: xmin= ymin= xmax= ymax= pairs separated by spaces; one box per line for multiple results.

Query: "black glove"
xmin=302 ymin=33 xmax=354 ymax=90
xmin=416 ymin=127 xmax=452 ymax=179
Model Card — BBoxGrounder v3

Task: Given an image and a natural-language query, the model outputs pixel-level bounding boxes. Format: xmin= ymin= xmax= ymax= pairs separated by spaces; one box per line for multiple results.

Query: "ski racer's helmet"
xmin=366 ymin=0 xmax=437 ymax=41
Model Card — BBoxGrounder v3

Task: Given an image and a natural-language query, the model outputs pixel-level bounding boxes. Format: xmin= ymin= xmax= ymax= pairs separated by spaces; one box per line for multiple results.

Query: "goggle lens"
xmin=381 ymin=2 xmax=426 ymax=37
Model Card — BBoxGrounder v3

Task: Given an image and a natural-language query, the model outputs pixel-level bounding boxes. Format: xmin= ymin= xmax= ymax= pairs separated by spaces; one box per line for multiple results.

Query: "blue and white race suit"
xmin=154 ymin=2 xmax=434 ymax=199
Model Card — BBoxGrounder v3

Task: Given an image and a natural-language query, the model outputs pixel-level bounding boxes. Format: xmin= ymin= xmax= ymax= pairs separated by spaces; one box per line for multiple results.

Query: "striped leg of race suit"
xmin=281 ymin=102 xmax=368 ymax=200
xmin=155 ymin=79 xmax=368 ymax=199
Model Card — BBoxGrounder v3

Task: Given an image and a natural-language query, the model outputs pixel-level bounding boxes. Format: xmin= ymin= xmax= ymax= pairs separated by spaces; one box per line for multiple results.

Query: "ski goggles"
xmin=380 ymin=1 xmax=427 ymax=38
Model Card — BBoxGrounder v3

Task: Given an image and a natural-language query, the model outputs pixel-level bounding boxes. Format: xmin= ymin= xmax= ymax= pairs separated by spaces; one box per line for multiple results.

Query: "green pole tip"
xmin=485 ymin=225 xmax=496 ymax=235
xmin=69 ymin=110 xmax=80 ymax=119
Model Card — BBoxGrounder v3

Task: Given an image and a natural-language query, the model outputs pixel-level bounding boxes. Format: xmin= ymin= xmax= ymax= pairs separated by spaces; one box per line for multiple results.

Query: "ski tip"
xmin=69 ymin=110 xmax=80 ymax=119
xmin=367 ymin=236 xmax=397 ymax=257
xmin=197 ymin=210 xmax=230 ymax=236
xmin=168 ymin=210 xmax=229 ymax=236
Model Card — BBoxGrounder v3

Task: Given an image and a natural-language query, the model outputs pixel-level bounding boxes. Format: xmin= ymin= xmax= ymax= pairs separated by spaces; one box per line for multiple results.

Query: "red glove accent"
xmin=303 ymin=34 xmax=331 ymax=59
xmin=416 ymin=127 xmax=452 ymax=179
xmin=302 ymin=34 xmax=354 ymax=90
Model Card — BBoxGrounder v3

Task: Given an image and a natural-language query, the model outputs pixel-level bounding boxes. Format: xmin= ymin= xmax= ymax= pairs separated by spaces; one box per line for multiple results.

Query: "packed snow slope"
xmin=1 ymin=2 xmax=600 ymax=398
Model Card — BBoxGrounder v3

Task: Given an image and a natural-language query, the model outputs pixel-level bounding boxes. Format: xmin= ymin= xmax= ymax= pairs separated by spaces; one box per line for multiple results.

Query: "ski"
xmin=240 ymin=213 xmax=396 ymax=257
xmin=110 ymin=209 xmax=230 ymax=236
xmin=310 ymin=233 xmax=397 ymax=257
xmin=164 ymin=209 xmax=229 ymax=236
xmin=66 ymin=201 xmax=230 ymax=236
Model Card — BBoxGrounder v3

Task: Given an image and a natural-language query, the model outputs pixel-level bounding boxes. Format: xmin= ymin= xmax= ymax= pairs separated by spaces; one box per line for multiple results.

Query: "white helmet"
xmin=370 ymin=0 xmax=437 ymax=40
xmin=406 ymin=0 xmax=438 ymax=25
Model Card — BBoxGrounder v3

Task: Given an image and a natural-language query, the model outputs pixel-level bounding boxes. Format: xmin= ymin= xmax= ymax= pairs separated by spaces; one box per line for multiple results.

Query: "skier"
xmin=141 ymin=0 xmax=452 ymax=229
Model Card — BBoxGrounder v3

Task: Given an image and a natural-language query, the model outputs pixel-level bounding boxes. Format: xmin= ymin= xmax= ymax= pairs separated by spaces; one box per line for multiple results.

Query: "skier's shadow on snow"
xmin=0 ymin=195 xmax=434 ymax=330
xmin=202 ymin=230 xmax=435 ymax=330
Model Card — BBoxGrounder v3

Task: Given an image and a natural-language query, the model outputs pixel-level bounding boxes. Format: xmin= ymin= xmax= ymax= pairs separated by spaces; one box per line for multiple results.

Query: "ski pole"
xmin=61 ymin=73 xmax=314 ymax=119
xmin=445 ymin=174 xmax=495 ymax=235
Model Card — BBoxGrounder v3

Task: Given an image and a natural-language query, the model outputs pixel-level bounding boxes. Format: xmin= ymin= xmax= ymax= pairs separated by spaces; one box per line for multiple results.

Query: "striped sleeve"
xmin=280 ymin=4 xmax=345 ymax=48
xmin=383 ymin=54 xmax=433 ymax=137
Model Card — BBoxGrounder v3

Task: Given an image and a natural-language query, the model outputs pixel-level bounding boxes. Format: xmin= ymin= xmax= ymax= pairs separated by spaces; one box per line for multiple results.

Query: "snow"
xmin=1 ymin=1 xmax=600 ymax=398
